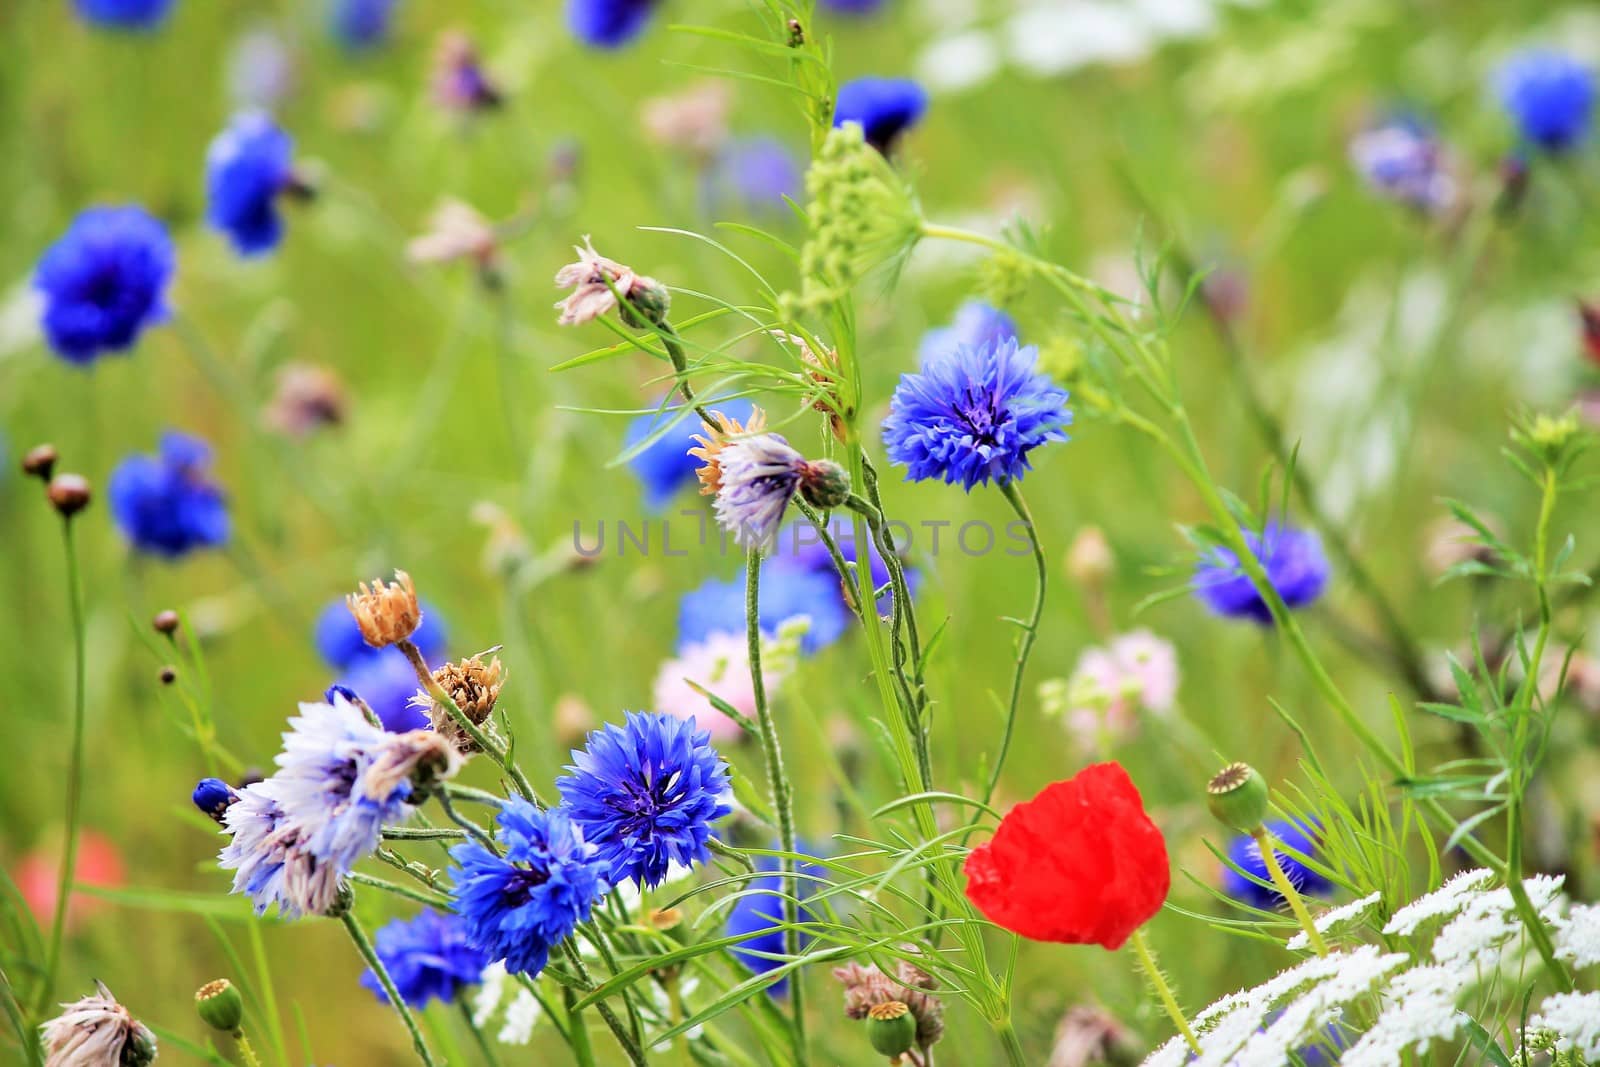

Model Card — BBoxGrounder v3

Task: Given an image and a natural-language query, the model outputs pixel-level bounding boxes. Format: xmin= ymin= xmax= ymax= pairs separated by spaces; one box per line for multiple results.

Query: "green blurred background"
xmin=3 ymin=0 xmax=1600 ymax=1062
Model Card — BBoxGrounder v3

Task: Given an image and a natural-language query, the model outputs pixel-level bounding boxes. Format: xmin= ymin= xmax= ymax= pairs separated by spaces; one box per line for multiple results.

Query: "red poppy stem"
xmin=1250 ymin=827 xmax=1329 ymax=957
xmin=1129 ymin=927 xmax=1200 ymax=1055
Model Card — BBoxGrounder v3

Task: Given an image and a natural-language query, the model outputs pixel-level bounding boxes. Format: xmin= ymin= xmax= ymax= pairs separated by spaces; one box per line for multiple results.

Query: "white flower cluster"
xmin=472 ymin=962 xmax=547 ymax=1046
xmin=1144 ymin=870 xmax=1592 ymax=1065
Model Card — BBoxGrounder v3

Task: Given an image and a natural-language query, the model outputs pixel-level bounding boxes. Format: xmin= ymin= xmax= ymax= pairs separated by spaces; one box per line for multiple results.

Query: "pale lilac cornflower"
xmin=553 ymin=237 xmax=668 ymax=327
xmin=710 ymin=433 xmax=809 ymax=551
xmin=219 ymin=781 xmax=344 ymax=919
xmin=1349 ymin=117 xmax=1457 ymax=215
xmin=40 ymin=982 xmax=157 ymax=1067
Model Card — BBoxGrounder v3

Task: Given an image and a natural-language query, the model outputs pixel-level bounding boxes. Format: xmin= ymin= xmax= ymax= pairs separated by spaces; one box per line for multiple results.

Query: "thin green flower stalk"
xmin=1250 ymin=826 xmax=1329 ymax=958
xmin=38 ymin=504 xmax=88 ymax=1018
xmin=744 ymin=549 xmax=808 ymax=1065
xmin=985 ymin=480 xmax=1045 ymax=805
xmin=1129 ymin=927 xmax=1200 ymax=1055
xmin=340 ymin=910 xmax=441 ymax=1067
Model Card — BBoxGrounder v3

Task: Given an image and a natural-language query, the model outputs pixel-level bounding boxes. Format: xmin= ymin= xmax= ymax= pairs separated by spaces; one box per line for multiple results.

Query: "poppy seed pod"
xmin=866 ymin=1001 xmax=917 ymax=1058
xmin=1207 ymin=762 xmax=1270 ymax=833
xmin=195 ymin=978 xmax=244 ymax=1032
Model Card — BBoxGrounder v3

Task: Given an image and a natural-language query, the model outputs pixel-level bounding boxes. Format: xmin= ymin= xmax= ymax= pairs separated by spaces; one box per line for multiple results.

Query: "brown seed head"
xmin=689 ymin=407 xmax=767 ymax=497
xmin=867 ymin=1001 xmax=909 ymax=1022
xmin=153 ymin=610 xmax=181 ymax=636
xmin=345 ymin=570 xmax=421 ymax=649
xmin=414 ymin=651 xmax=506 ymax=753
xmin=47 ymin=473 xmax=92 ymax=517
xmin=22 ymin=444 xmax=58 ymax=481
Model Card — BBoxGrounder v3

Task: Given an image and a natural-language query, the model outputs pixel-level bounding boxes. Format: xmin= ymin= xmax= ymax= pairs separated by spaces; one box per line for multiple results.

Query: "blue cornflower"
xmin=568 ymin=0 xmax=656 ymax=49
xmin=707 ymin=138 xmax=803 ymax=214
xmin=219 ymin=783 xmax=342 ymax=919
xmin=557 ymin=711 xmax=732 ymax=888
xmin=772 ymin=518 xmax=917 ymax=621
xmin=833 ymin=77 xmax=928 ymax=153
xmin=1348 ymin=115 xmax=1457 ymax=215
xmin=107 ymin=432 xmax=229 ymax=559
xmin=883 ymin=336 xmax=1071 ymax=492
xmin=330 ymin=0 xmax=398 ymax=50
xmin=1220 ymin=819 xmax=1332 ymax=911
xmin=624 ymin=399 xmax=754 ymax=509
xmin=448 ymin=801 xmax=610 ymax=976
xmin=709 ymin=432 xmax=810 ymax=551
xmin=206 ymin=111 xmax=296 ymax=256
xmin=919 ymin=300 xmax=1018 ymax=363
xmin=314 ymin=597 xmax=448 ymax=671
xmin=679 ymin=565 xmax=853 ymax=655
xmin=73 ymin=0 xmax=174 ymax=30
xmin=358 ymin=910 xmax=490 ymax=1008
xmin=34 ymin=206 xmax=174 ymax=365
xmin=334 ymin=653 xmax=430 ymax=732
xmin=1496 ymin=49 xmax=1594 ymax=152
xmin=193 ymin=777 xmax=240 ymax=824
xmin=821 ymin=0 xmax=886 ymax=12
xmin=725 ymin=849 xmax=826 ymax=996
xmin=1193 ymin=522 xmax=1328 ymax=624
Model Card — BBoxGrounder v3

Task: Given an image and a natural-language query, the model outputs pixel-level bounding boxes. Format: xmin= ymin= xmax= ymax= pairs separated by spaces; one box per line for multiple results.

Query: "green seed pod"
xmin=866 ymin=1001 xmax=917 ymax=1059
xmin=195 ymin=978 xmax=244 ymax=1033
xmin=1206 ymin=762 xmax=1270 ymax=833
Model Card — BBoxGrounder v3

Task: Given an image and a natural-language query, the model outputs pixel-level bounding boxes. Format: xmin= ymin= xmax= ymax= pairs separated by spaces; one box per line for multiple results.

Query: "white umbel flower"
xmin=1555 ymin=902 xmax=1600 ymax=968
xmin=498 ymin=988 xmax=544 ymax=1046
xmin=1383 ymin=868 xmax=1495 ymax=935
xmin=1527 ymin=991 xmax=1600 ymax=1058
xmin=1287 ymin=890 xmax=1383 ymax=951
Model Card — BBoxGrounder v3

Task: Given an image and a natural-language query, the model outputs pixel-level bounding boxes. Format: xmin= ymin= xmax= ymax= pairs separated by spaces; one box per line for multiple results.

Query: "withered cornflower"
xmin=407 ymin=200 xmax=500 ymax=276
xmin=834 ymin=959 xmax=945 ymax=1051
xmin=641 ymin=80 xmax=732 ymax=158
xmin=690 ymin=406 xmax=849 ymax=551
xmin=409 ymin=651 xmax=506 ymax=752
xmin=553 ymin=237 xmax=669 ymax=327
xmin=346 ymin=570 xmax=423 ymax=650
xmin=264 ymin=363 xmax=347 ymax=437
xmin=40 ymin=982 xmax=157 ymax=1067
xmin=689 ymin=407 xmax=768 ymax=498
xmin=963 ymin=762 xmax=1169 ymax=949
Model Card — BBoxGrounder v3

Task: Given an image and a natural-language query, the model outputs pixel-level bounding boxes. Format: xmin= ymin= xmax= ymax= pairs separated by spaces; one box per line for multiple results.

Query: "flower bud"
xmin=619 ymin=277 xmax=672 ymax=329
xmin=1206 ymin=762 xmax=1269 ymax=833
xmin=152 ymin=609 xmax=181 ymax=636
xmin=46 ymin=473 xmax=92 ymax=517
xmin=1065 ymin=526 xmax=1114 ymax=586
xmin=159 ymin=665 xmax=178 ymax=685
xmin=21 ymin=444 xmax=57 ymax=481
xmin=193 ymin=777 xmax=240 ymax=824
xmin=799 ymin=459 xmax=851 ymax=510
xmin=195 ymin=978 xmax=244 ymax=1033
xmin=866 ymin=1001 xmax=917 ymax=1059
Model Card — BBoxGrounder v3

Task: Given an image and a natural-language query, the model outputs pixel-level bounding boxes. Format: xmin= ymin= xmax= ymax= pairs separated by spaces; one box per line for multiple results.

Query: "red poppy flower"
xmin=963 ymin=762 xmax=1168 ymax=949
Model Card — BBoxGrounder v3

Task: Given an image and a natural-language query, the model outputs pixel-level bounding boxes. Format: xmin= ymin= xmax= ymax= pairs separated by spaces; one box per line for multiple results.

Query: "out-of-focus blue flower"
xmin=833 ymin=77 xmax=927 ymax=152
xmin=708 ymin=138 xmax=803 ymax=214
xmin=34 ymin=206 xmax=174 ymax=365
xmin=432 ymin=31 xmax=501 ymax=113
xmin=1348 ymin=116 xmax=1457 ymax=215
xmin=821 ymin=0 xmax=886 ymax=12
xmin=725 ymin=848 xmax=826 ymax=996
xmin=567 ymin=0 xmax=656 ymax=49
xmin=919 ymin=300 xmax=1018 ymax=363
xmin=448 ymin=801 xmax=610 ymax=976
xmin=358 ymin=910 xmax=489 ymax=1008
xmin=314 ymin=597 xmax=448 ymax=671
xmin=330 ymin=0 xmax=398 ymax=50
xmin=107 ymin=432 xmax=229 ymax=559
xmin=883 ymin=336 xmax=1071 ymax=491
xmin=193 ymin=777 xmax=240 ymax=824
xmin=336 ymin=652 xmax=429 ymax=732
xmin=73 ymin=0 xmax=174 ymax=31
xmin=771 ymin=518 xmax=917 ymax=621
xmin=1193 ymin=522 xmax=1328 ymax=625
xmin=624 ymin=399 xmax=754 ymax=509
xmin=1221 ymin=819 xmax=1332 ymax=911
xmin=679 ymin=564 xmax=853 ymax=655
xmin=206 ymin=111 xmax=295 ymax=256
xmin=1495 ymin=49 xmax=1594 ymax=152
xmin=557 ymin=712 xmax=731 ymax=888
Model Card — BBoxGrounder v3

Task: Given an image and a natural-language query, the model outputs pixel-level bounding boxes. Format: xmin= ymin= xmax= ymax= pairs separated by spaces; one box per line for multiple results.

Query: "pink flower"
xmin=553 ymin=237 xmax=668 ymax=327
xmin=653 ymin=631 xmax=785 ymax=743
xmin=1057 ymin=630 xmax=1178 ymax=753
xmin=641 ymin=80 xmax=732 ymax=158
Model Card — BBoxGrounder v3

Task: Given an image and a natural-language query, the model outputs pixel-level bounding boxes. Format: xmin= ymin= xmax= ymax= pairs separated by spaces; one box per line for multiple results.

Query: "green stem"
xmin=744 ymin=552 xmax=807 ymax=1065
xmin=985 ymin=480 xmax=1044 ymax=805
xmin=341 ymin=911 xmax=441 ymax=1067
xmin=561 ymin=943 xmax=647 ymax=1067
xmin=458 ymin=997 xmax=502 ymax=1067
xmin=234 ymin=1030 xmax=264 ymax=1067
xmin=994 ymin=1019 xmax=1028 ymax=1067
xmin=563 ymin=987 xmax=598 ymax=1067
xmin=1251 ymin=827 xmax=1328 ymax=957
xmin=397 ymin=639 xmax=538 ymax=804
xmin=346 ymin=871 xmax=453 ymax=910
xmin=1129 ymin=927 xmax=1200 ymax=1055
xmin=38 ymin=517 xmax=87 ymax=1016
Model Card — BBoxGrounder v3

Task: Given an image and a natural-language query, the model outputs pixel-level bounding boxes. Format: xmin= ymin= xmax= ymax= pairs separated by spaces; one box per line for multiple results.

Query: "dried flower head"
xmin=41 ymin=981 xmax=158 ymax=1067
xmin=411 ymin=651 xmax=506 ymax=752
xmin=346 ymin=570 xmax=422 ymax=649
xmin=363 ymin=728 xmax=462 ymax=800
xmin=688 ymin=407 xmax=768 ymax=497
xmin=553 ymin=237 xmax=669 ymax=328
xmin=773 ymin=330 xmax=850 ymax=439
xmin=1048 ymin=1004 xmax=1139 ymax=1067
xmin=265 ymin=362 xmax=348 ymax=437
xmin=47 ymin=473 xmax=93 ymax=517
xmin=408 ymin=200 xmax=500 ymax=276
xmin=641 ymin=80 xmax=732 ymax=158
xmin=833 ymin=959 xmax=945 ymax=1050
xmin=22 ymin=443 xmax=58 ymax=481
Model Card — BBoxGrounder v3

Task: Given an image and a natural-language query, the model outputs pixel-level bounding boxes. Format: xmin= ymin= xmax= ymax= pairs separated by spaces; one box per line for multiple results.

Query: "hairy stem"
xmin=1251 ymin=827 xmax=1328 ymax=957
xmin=1130 ymin=927 xmax=1200 ymax=1055
xmin=341 ymin=911 xmax=440 ymax=1067
xmin=985 ymin=481 xmax=1044 ymax=805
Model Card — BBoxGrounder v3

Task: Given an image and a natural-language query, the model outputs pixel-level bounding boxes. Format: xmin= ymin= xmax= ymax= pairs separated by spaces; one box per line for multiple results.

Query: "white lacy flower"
xmin=498 ymin=988 xmax=544 ymax=1046
xmin=1339 ymin=965 xmax=1466 ymax=1066
xmin=1383 ymin=868 xmax=1495 ymax=935
xmin=1555 ymin=902 xmax=1600 ymax=968
xmin=472 ymin=961 xmax=509 ymax=1028
xmin=1288 ymin=891 xmax=1382 ymax=951
xmin=1528 ymin=991 xmax=1600 ymax=1057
